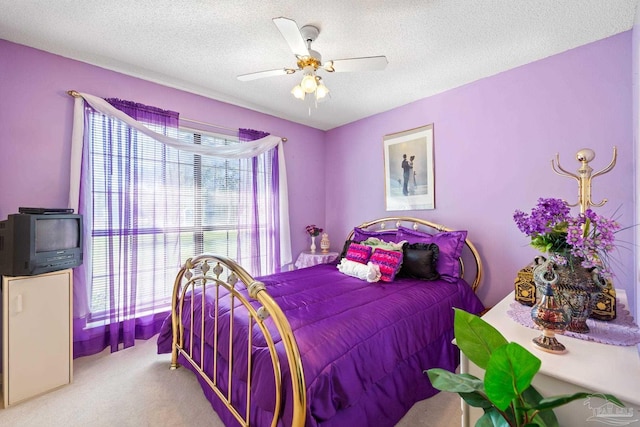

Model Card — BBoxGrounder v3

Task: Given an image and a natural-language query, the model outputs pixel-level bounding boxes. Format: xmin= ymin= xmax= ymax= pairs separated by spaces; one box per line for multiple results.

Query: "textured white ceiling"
xmin=1 ymin=1 xmax=637 ymax=130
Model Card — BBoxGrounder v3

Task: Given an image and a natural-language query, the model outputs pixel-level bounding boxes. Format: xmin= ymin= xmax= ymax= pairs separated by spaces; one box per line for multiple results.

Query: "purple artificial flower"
xmin=514 ymin=200 xmax=621 ymax=278
xmin=513 ymin=197 xmax=570 ymax=237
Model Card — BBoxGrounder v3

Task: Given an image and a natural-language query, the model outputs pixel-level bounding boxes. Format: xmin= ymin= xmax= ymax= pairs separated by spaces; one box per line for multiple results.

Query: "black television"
xmin=0 ymin=213 xmax=83 ymax=276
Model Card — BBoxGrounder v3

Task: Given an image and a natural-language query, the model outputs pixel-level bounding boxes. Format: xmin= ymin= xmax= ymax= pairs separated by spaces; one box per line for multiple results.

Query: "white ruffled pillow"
xmin=337 ymin=258 xmax=381 ymax=283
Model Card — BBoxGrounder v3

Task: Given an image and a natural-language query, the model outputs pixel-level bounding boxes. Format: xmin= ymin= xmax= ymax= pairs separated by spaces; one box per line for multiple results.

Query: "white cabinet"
xmin=1 ymin=269 xmax=73 ymax=407
xmin=460 ymin=290 xmax=640 ymax=426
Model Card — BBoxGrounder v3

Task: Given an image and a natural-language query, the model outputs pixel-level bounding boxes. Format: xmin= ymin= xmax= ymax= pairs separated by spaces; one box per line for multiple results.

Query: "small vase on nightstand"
xmin=320 ymin=233 xmax=330 ymax=253
xmin=310 ymin=235 xmax=316 ymax=253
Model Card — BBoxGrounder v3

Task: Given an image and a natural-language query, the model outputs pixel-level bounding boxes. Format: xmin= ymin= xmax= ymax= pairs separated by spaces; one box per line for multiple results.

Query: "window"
xmin=73 ymin=95 xmax=285 ymax=356
xmin=87 ymin=110 xmax=248 ymax=320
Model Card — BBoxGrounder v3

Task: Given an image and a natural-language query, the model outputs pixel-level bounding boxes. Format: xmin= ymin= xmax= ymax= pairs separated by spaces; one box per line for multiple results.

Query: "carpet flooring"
xmin=0 ymin=337 xmax=462 ymax=426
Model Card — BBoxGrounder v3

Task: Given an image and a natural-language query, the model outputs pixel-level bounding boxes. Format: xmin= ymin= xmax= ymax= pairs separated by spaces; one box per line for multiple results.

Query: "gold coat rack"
xmin=550 ymin=146 xmax=618 ymax=321
xmin=514 ymin=146 xmax=619 ymax=319
xmin=551 ymin=147 xmax=617 ymax=213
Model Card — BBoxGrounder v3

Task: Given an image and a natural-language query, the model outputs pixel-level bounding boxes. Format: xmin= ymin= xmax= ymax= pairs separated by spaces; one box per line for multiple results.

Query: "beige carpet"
xmin=0 ymin=337 xmax=462 ymax=427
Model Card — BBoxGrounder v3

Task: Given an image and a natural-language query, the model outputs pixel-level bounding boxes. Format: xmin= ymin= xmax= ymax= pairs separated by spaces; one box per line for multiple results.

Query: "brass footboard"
xmin=170 ymin=254 xmax=306 ymax=427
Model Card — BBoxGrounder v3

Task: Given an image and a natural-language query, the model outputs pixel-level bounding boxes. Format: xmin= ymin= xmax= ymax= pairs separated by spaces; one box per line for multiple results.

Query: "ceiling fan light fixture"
xmin=301 ymin=73 xmax=318 ymax=93
xmin=291 ymin=85 xmax=306 ymax=100
xmin=315 ymin=79 xmax=329 ymax=100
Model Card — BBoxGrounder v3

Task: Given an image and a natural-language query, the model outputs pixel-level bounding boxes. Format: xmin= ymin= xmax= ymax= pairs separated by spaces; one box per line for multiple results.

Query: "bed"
xmin=156 ymin=216 xmax=485 ymax=427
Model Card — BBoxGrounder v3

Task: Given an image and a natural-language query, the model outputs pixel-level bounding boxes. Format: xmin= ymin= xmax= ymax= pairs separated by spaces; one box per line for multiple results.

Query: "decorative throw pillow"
xmin=352 ymin=227 xmax=397 ymax=243
xmin=337 ymin=259 xmax=381 ymax=283
xmin=369 ymin=248 xmax=403 ymax=282
xmin=398 ymin=243 xmax=440 ymax=281
xmin=395 ymin=226 xmax=467 ymax=280
xmin=360 ymin=237 xmax=406 ymax=252
xmin=345 ymin=242 xmax=373 ymax=264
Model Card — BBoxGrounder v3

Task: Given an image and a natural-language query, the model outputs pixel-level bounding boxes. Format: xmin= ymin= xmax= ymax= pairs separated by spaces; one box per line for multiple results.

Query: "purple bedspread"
xmin=157 ymin=263 xmax=484 ymax=427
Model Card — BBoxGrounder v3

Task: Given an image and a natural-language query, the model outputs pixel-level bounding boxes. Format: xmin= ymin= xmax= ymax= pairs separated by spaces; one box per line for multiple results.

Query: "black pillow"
xmin=399 ymin=243 xmax=440 ymax=281
xmin=338 ymin=239 xmax=354 ymax=261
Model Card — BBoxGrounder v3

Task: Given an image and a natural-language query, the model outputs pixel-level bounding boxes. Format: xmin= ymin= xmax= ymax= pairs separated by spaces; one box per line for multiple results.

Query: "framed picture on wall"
xmin=383 ymin=124 xmax=435 ymax=211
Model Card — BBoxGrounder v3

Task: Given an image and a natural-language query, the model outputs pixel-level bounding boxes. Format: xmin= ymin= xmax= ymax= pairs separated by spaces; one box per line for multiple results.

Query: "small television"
xmin=0 ymin=212 xmax=83 ymax=276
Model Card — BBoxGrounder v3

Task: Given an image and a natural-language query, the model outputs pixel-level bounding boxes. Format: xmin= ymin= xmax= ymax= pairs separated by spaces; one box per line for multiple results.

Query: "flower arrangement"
xmin=513 ymin=197 xmax=620 ymax=278
xmin=305 ymin=224 xmax=323 ymax=237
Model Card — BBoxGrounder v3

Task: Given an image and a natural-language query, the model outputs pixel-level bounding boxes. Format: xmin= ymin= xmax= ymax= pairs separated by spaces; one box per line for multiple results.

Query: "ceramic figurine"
xmin=320 ymin=233 xmax=330 ymax=253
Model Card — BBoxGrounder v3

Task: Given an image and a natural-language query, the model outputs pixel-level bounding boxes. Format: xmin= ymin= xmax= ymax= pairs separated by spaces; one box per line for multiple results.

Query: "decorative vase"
xmin=530 ymin=266 xmax=570 ymax=354
xmin=310 ymin=235 xmax=316 ymax=253
xmin=320 ymin=232 xmax=330 ymax=253
xmin=533 ymin=255 xmax=603 ymax=334
xmin=516 ymin=260 xmax=616 ymax=322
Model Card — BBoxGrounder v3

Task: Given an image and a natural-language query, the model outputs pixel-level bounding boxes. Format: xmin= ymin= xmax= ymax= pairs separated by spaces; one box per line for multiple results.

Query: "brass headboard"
xmin=348 ymin=216 xmax=483 ymax=292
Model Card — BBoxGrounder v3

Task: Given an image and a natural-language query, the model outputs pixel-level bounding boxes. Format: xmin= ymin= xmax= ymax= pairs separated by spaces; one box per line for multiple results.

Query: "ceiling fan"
xmin=237 ymin=17 xmax=388 ymax=102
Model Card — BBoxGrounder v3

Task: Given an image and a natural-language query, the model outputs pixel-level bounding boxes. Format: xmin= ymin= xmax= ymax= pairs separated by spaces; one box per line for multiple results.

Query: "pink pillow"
xmin=345 ymin=243 xmax=373 ymax=264
xmin=395 ymin=226 xmax=467 ymax=280
xmin=369 ymin=248 xmax=403 ymax=282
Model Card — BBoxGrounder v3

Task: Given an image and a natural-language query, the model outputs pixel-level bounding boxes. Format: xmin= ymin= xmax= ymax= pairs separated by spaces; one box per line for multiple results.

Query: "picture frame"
xmin=383 ymin=124 xmax=435 ymax=211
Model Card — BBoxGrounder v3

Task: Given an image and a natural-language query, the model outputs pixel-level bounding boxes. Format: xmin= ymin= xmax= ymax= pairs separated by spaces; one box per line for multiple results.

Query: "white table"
xmin=294 ymin=251 xmax=339 ymax=269
xmin=460 ymin=290 xmax=640 ymax=426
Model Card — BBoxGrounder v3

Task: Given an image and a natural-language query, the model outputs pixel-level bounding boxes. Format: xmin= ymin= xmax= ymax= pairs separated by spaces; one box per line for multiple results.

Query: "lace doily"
xmin=507 ymin=300 xmax=640 ymax=346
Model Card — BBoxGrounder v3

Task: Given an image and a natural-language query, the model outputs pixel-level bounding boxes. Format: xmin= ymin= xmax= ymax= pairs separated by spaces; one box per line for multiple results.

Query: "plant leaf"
xmin=460 ymin=391 xmax=493 ymax=409
xmin=453 ymin=308 xmax=508 ymax=370
xmin=502 ymin=404 xmax=516 ymax=425
xmin=426 ymin=369 xmax=484 ymax=393
xmin=521 ymin=386 xmax=558 ymax=427
xmin=534 ymin=392 xmax=624 ymax=411
xmin=477 ymin=408 xmax=510 ymax=427
xmin=484 ymin=342 xmax=541 ymax=411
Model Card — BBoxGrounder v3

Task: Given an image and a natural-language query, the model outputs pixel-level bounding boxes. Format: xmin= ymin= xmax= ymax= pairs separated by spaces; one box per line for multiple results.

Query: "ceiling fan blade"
xmin=323 ymin=56 xmax=388 ymax=73
xmin=237 ymin=68 xmax=297 ymax=81
xmin=273 ymin=17 xmax=310 ymax=58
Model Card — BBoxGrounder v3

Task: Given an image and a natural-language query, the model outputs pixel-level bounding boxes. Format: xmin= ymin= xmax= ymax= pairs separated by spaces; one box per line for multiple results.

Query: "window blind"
xmin=87 ymin=110 xmax=247 ymax=319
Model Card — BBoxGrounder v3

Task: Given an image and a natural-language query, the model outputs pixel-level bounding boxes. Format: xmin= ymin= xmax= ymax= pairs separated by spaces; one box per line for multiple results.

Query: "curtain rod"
xmin=67 ymin=90 xmax=287 ymax=142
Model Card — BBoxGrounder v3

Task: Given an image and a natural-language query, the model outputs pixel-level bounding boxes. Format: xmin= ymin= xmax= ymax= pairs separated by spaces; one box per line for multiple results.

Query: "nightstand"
xmin=2 ymin=269 xmax=73 ymax=407
xmin=460 ymin=290 xmax=640 ymax=426
xmin=294 ymin=251 xmax=339 ymax=269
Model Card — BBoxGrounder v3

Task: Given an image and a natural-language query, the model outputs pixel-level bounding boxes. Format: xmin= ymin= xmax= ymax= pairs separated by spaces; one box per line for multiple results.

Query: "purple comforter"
xmin=157 ymin=263 xmax=484 ymax=427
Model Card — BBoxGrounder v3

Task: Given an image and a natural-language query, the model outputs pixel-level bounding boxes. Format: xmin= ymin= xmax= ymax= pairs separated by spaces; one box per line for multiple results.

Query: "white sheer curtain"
xmin=68 ymin=92 xmax=292 ymax=265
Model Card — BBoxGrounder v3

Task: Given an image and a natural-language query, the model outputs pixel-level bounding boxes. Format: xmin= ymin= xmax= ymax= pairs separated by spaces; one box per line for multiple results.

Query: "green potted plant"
xmin=426 ymin=309 xmax=623 ymax=426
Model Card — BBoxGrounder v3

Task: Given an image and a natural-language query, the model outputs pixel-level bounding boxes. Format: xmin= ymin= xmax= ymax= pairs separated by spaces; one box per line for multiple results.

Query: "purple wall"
xmin=0 ymin=33 xmax=635 ymax=309
xmin=326 ymin=32 xmax=634 ymax=307
xmin=0 ymin=39 xmax=326 ymax=265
